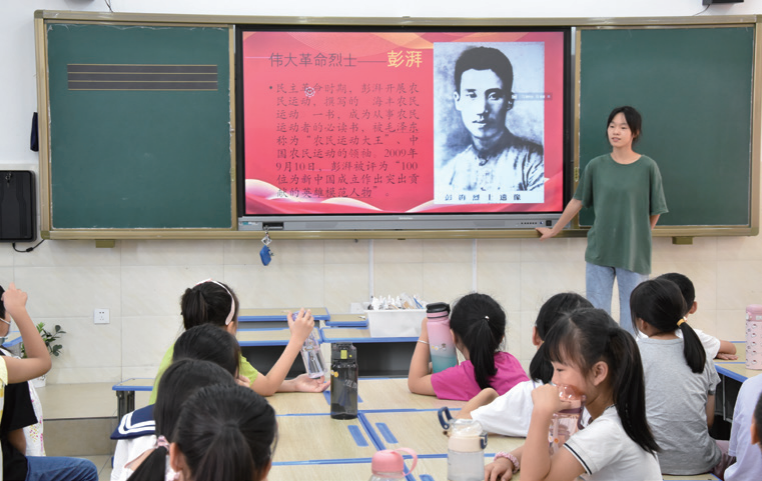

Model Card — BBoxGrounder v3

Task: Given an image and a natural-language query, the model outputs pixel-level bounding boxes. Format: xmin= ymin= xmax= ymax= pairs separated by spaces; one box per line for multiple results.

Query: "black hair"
xmin=454 ymin=47 xmax=513 ymax=95
xmin=529 ymin=293 xmax=593 ymax=383
xmin=172 ymin=324 xmax=240 ymax=377
xmin=544 ymin=308 xmax=659 ymax=455
xmin=129 ymin=359 xmax=237 ymax=481
xmin=172 ymin=384 xmax=277 ymax=481
xmin=181 ymin=280 xmax=239 ymax=330
xmin=0 ymin=284 xmax=5 ymax=319
xmin=630 ymin=278 xmax=706 ymax=374
xmin=606 ymin=106 xmax=642 ymax=143
xmin=656 ymin=272 xmax=695 ymax=316
xmin=449 ymin=293 xmax=507 ymax=391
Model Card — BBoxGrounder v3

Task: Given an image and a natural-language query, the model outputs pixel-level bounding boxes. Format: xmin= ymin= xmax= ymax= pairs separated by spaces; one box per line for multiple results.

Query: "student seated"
xmin=651 ymin=272 xmax=737 ymax=359
xmin=485 ymin=308 xmax=661 ymax=480
xmin=632 ymin=278 xmax=733 ymax=477
xmin=149 ymin=279 xmax=327 ymax=402
xmin=408 ymin=292 xmax=528 ymax=401
xmin=126 ymin=359 xmax=238 ymax=481
xmin=1 ymin=283 xmax=98 ymax=481
xmin=456 ymin=293 xmax=592 ymax=437
xmin=112 ymin=324 xmax=242 ymax=481
xmin=168 ymin=384 xmax=276 ymax=481
xmin=725 ymin=376 xmax=762 ymax=480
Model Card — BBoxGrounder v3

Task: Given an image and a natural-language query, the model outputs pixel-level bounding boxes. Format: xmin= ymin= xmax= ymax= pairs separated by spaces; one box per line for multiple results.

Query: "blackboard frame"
xmin=34 ymin=11 xmax=761 ymax=240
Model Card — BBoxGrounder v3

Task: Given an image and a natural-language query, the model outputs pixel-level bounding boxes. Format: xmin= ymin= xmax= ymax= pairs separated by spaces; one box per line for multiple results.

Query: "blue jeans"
xmin=585 ymin=263 xmax=648 ymax=336
xmin=26 ymin=456 xmax=98 ymax=481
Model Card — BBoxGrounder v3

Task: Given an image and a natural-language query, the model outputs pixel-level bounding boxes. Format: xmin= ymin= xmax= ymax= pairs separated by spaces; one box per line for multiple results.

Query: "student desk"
xmin=112 ymin=378 xmax=154 ymax=419
xmin=714 ymin=341 xmax=760 ymax=423
xmin=238 ymin=307 xmax=330 ymax=328
xmin=320 ymin=327 xmax=417 ymax=377
xmin=274 ymin=414 xmax=378 ymax=463
xmin=325 ymin=313 xmax=368 ymax=328
xmin=237 ymin=328 xmax=309 ymax=378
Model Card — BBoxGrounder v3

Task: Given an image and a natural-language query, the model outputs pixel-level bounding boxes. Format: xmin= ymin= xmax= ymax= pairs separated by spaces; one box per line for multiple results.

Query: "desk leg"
xmin=116 ymin=391 xmax=136 ymax=420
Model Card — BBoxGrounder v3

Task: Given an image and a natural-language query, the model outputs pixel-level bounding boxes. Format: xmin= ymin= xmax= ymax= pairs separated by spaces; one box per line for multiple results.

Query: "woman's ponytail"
xmin=127 ymin=446 xmax=170 ymax=481
xmin=193 ymin=424 xmax=255 ymax=481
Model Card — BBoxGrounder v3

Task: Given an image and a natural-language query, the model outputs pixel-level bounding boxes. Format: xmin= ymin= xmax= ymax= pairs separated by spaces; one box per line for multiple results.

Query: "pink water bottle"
xmin=548 ymin=384 xmax=586 ymax=455
xmin=426 ymin=302 xmax=458 ymax=373
xmin=746 ymin=305 xmax=762 ymax=370
xmin=368 ymin=448 xmax=417 ymax=481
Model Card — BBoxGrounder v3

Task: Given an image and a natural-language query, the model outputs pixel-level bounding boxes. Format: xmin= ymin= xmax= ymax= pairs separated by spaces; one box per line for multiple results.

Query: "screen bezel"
xmin=235 ymin=24 xmax=573 ymax=232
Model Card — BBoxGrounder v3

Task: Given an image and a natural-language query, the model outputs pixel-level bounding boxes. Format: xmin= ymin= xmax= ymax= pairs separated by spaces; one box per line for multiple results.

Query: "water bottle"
xmin=438 ymin=407 xmax=488 ymax=481
xmin=746 ymin=305 xmax=762 ymax=370
xmin=548 ymin=384 xmax=586 ymax=455
xmin=368 ymin=448 xmax=418 ymax=481
xmin=330 ymin=342 xmax=358 ymax=419
xmin=426 ymin=302 xmax=458 ymax=373
xmin=301 ymin=328 xmax=327 ymax=378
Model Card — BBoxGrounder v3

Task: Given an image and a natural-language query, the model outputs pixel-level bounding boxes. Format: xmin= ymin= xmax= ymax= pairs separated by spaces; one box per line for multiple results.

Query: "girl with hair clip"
xmin=149 ymin=279 xmax=327 ymax=403
xmin=168 ymin=384 xmax=277 ymax=481
xmin=112 ymin=325 xmax=242 ymax=481
xmin=408 ymin=293 xmax=528 ymax=401
xmin=485 ymin=308 xmax=661 ymax=481
xmin=631 ymin=278 xmax=733 ymax=477
xmin=457 ymin=293 xmax=592 ymax=437
xmin=125 ymin=359 xmax=238 ymax=481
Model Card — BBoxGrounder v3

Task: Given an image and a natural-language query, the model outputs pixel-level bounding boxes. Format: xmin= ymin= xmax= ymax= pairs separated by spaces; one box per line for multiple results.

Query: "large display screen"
xmin=238 ymin=27 xmax=570 ymax=231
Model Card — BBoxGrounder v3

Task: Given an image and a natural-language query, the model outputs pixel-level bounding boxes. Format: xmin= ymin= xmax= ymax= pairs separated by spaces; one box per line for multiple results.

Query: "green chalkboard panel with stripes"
xmin=46 ymin=23 xmax=232 ymax=229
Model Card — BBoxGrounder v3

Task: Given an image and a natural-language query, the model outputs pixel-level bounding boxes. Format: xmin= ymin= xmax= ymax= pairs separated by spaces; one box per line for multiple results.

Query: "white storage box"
xmin=366 ymin=309 xmax=425 ymax=338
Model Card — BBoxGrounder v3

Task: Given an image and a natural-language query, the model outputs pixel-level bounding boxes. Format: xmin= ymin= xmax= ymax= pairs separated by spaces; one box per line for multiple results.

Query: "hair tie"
xmin=677 ymin=317 xmax=687 ymax=327
xmin=484 ymin=316 xmax=490 ymax=321
xmin=155 ymin=435 xmax=170 ymax=449
xmin=195 ymin=279 xmax=236 ymax=325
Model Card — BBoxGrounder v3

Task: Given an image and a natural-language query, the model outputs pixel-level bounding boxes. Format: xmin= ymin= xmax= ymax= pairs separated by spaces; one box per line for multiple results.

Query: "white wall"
xmin=2 ymin=0 xmax=761 ymax=383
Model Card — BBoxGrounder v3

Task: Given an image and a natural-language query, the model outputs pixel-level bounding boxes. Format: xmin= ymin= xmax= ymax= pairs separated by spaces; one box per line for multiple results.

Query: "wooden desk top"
xmin=274 ymin=414 xmax=377 ymax=463
xmin=414 ymin=457 xmax=519 ymax=481
xmin=238 ymin=307 xmax=329 ymax=320
xmin=269 ymin=462 xmax=373 ymax=481
xmin=267 ymin=390 xmax=331 ymax=415
xmin=236 ymin=328 xmax=292 ymax=345
xmin=358 ymin=378 xmax=465 ymax=411
xmin=320 ymin=327 xmax=417 ymax=343
xmin=715 ymin=342 xmax=762 ymax=381
xmin=326 ymin=313 xmax=368 ymax=327
xmin=361 ymin=410 xmax=523 ymax=456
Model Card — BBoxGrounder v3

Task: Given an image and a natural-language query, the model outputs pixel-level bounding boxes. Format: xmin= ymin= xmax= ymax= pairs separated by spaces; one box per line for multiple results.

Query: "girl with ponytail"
xmin=631 ymin=278 xmax=733 ymax=477
xmin=485 ymin=308 xmax=661 ymax=481
xmin=408 ymin=293 xmax=528 ymax=400
xmin=168 ymin=384 xmax=277 ymax=481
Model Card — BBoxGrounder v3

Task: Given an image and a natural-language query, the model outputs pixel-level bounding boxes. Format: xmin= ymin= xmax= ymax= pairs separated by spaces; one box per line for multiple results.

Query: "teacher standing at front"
xmin=536 ymin=106 xmax=667 ymax=336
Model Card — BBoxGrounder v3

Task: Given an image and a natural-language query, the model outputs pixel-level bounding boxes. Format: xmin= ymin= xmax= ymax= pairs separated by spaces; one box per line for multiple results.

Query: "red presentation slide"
xmin=242 ymin=30 xmax=565 ymax=216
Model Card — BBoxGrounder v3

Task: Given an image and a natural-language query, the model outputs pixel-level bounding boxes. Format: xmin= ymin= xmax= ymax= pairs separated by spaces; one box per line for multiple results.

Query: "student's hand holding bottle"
xmin=531 ymin=384 xmax=571 ymax=415
xmin=281 ymin=308 xmax=329 ymax=393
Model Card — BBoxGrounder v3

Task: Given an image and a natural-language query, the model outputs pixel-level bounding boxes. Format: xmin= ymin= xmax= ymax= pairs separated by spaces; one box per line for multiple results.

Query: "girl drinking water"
xmin=485 ymin=308 xmax=660 ymax=481
xmin=408 ymin=292 xmax=527 ymax=401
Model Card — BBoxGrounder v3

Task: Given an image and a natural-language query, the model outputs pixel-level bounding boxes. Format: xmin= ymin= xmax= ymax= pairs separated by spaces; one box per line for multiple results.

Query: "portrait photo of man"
xmin=434 ymin=43 xmax=545 ymax=204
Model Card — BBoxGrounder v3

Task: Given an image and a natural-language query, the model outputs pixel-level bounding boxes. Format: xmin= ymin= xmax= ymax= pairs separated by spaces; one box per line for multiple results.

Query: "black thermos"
xmin=330 ymin=342 xmax=358 ymax=419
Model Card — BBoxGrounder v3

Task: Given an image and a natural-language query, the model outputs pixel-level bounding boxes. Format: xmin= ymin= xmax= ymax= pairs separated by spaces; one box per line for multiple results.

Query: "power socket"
xmin=94 ymin=309 xmax=109 ymax=324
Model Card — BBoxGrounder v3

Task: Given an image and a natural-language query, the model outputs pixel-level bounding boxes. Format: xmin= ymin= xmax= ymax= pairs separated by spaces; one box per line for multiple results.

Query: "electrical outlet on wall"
xmin=94 ymin=309 xmax=109 ymax=324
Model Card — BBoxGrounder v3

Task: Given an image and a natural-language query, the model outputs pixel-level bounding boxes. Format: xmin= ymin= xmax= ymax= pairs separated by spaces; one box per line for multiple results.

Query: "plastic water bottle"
xmin=438 ymin=407 xmax=487 ymax=481
xmin=330 ymin=342 xmax=358 ymax=419
xmin=746 ymin=305 xmax=762 ymax=370
xmin=368 ymin=448 xmax=418 ymax=481
xmin=426 ymin=302 xmax=458 ymax=373
xmin=548 ymin=384 xmax=586 ymax=455
xmin=300 ymin=328 xmax=326 ymax=378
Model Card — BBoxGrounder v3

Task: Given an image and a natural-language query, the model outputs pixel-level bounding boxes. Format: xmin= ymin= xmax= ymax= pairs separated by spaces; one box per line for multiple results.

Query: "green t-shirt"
xmin=147 ymin=344 xmax=259 ymax=404
xmin=573 ymin=154 xmax=668 ymax=274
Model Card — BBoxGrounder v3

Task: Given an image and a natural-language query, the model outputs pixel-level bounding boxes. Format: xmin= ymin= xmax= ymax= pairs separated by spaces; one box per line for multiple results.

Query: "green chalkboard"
xmin=46 ymin=23 xmax=232 ymax=229
xmin=579 ymin=26 xmax=754 ymax=227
